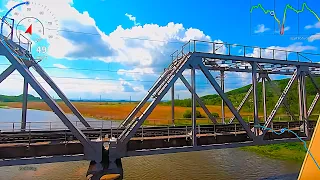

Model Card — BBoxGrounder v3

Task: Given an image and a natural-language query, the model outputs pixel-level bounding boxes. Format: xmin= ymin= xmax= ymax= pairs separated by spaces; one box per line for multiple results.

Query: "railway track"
xmin=0 ymin=121 xmax=316 ymax=144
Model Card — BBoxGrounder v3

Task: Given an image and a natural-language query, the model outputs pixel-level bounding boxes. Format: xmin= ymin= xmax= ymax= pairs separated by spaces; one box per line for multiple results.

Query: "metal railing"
xmin=1 ymin=120 xmax=314 ymax=145
xmin=1 ymin=114 xmax=317 ymax=132
xmin=170 ymin=40 xmax=320 ymax=63
xmin=0 ymin=120 xmax=120 ymax=132
xmin=0 ymin=16 xmax=14 ymax=40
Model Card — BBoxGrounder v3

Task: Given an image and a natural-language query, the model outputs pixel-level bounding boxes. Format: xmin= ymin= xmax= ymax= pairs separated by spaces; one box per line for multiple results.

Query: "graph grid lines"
xmin=250 ymin=0 xmax=320 ymax=36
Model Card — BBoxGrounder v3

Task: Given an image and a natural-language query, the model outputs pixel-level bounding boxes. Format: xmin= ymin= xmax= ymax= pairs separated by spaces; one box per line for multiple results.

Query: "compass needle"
xmin=1 ymin=1 xmax=59 ymax=60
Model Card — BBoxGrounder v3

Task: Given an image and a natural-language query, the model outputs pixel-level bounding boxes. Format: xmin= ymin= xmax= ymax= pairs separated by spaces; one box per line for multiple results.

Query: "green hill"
xmin=0 ymin=94 xmax=42 ymax=102
xmin=163 ymin=76 xmax=320 ymax=115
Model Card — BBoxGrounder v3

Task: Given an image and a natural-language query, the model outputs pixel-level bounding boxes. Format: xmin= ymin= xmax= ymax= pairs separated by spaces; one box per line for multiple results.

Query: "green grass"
xmin=240 ymin=142 xmax=310 ymax=162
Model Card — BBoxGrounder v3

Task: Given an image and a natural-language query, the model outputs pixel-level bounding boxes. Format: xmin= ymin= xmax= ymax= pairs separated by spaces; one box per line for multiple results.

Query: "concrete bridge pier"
xmin=86 ymin=139 xmax=123 ymax=180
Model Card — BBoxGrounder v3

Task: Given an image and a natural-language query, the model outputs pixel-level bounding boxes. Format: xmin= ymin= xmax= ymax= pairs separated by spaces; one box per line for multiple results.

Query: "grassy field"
xmin=4 ymin=101 xmax=255 ymax=125
xmin=240 ymin=141 xmax=310 ymax=163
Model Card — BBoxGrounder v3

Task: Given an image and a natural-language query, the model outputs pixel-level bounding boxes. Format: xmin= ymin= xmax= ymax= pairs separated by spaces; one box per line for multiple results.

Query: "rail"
xmin=1 ymin=115 xmax=318 ymax=132
xmin=0 ymin=16 xmax=14 ymax=40
xmin=170 ymin=40 xmax=320 ymax=63
xmin=0 ymin=121 xmax=315 ymax=145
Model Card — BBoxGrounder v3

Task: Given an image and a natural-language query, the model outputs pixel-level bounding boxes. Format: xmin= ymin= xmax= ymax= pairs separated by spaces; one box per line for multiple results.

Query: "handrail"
xmin=169 ymin=39 xmax=320 ymax=63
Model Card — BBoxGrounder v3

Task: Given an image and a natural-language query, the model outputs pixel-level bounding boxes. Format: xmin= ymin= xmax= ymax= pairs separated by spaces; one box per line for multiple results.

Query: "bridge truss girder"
xmin=116 ymin=47 xmax=320 ymax=157
xmin=0 ymin=38 xmax=102 ymax=165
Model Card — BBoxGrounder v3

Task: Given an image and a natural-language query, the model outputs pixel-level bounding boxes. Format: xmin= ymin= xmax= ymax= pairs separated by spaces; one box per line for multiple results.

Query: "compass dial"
xmin=9 ymin=1 xmax=59 ymax=60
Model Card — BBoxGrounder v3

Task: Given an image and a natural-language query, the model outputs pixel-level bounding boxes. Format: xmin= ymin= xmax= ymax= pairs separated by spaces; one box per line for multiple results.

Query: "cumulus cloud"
xmin=125 ymin=13 xmax=140 ymax=26
xmin=308 ymin=33 xmax=320 ymax=42
xmin=53 ymin=63 xmax=68 ymax=69
xmin=305 ymin=22 xmax=320 ymax=29
xmin=254 ymin=24 xmax=270 ymax=33
xmin=247 ymin=42 xmax=317 ymax=60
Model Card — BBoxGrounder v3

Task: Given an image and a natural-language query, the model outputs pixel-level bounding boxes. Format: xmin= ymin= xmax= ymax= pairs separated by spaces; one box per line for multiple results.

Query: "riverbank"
xmin=240 ymin=141 xmax=310 ymax=163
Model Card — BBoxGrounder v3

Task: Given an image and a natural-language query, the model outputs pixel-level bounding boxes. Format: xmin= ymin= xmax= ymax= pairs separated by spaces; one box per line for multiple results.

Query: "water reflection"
xmin=0 ymin=149 xmax=301 ymax=180
xmin=0 ymin=108 xmax=120 ymax=131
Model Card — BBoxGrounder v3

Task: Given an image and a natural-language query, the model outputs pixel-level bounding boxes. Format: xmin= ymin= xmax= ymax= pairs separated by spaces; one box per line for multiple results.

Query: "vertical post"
xmin=262 ymin=77 xmax=267 ymax=122
xmin=300 ymin=71 xmax=309 ymax=137
xmin=298 ymin=73 xmax=303 ymax=131
xmin=171 ymin=83 xmax=175 ymax=125
xmin=191 ymin=67 xmax=197 ymax=146
xmin=221 ymin=70 xmax=225 ymax=124
xmin=251 ymin=62 xmax=259 ymax=136
xmin=11 ymin=19 xmax=14 ymax=40
xmin=21 ymin=78 xmax=28 ymax=131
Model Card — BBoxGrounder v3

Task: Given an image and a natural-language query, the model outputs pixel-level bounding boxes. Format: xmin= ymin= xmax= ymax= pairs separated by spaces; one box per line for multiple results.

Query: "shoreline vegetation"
xmin=241 ymin=141 xmax=310 ymax=163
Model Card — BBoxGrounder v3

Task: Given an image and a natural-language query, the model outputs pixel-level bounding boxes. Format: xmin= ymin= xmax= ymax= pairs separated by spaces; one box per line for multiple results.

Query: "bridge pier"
xmin=87 ymin=139 xmax=123 ymax=180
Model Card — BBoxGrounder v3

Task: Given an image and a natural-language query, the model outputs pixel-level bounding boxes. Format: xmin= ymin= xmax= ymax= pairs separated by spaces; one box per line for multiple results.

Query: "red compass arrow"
xmin=25 ymin=24 xmax=32 ymax=35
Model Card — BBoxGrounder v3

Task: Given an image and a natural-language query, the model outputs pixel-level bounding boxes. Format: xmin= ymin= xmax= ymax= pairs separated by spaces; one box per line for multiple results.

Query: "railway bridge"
xmin=0 ymin=17 xmax=320 ymax=179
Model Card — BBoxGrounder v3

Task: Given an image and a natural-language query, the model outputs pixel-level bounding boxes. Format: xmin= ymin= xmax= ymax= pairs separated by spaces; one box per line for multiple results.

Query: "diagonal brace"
xmin=0 ymin=65 xmax=15 ymax=83
xmin=180 ymin=75 xmax=217 ymax=124
xmin=265 ymin=76 xmax=297 ymax=121
xmin=2 ymin=49 xmax=99 ymax=161
xmin=307 ymin=73 xmax=320 ymax=118
xmin=30 ymin=61 xmax=91 ymax=128
xmin=198 ymin=62 xmax=255 ymax=140
xmin=229 ymin=83 xmax=256 ymax=124
xmin=262 ymin=70 xmax=297 ymax=137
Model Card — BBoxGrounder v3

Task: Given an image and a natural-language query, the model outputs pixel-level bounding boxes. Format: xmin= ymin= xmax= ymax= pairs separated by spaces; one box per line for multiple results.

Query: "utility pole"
xmin=130 ymin=96 xmax=131 ymax=103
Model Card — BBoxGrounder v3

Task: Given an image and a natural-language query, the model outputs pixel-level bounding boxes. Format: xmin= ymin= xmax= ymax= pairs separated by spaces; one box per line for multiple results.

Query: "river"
xmin=0 ymin=108 xmax=302 ymax=180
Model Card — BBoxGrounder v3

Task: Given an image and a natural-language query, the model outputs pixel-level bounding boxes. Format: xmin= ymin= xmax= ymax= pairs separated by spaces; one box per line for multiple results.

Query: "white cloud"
xmin=125 ymin=13 xmax=140 ymax=26
xmin=5 ymin=0 xmax=114 ymax=60
xmin=308 ymin=33 xmax=320 ymax=42
xmin=53 ymin=64 xmax=68 ymax=69
xmin=305 ymin=22 xmax=320 ymax=29
xmin=254 ymin=24 xmax=270 ymax=33
xmin=247 ymin=42 xmax=317 ymax=60
xmin=283 ymin=26 xmax=290 ymax=31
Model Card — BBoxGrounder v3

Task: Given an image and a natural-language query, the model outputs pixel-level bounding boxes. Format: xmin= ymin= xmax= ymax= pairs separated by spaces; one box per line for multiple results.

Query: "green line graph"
xmin=250 ymin=2 xmax=320 ymax=35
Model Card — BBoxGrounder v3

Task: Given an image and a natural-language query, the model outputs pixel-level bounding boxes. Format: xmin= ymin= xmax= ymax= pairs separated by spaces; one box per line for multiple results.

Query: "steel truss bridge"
xmin=1 ymin=17 xmax=320 ymax=179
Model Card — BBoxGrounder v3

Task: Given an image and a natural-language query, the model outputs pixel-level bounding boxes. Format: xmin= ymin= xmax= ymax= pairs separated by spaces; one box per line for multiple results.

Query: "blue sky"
xmin=0 ymin=0 xmax=320 ymax=100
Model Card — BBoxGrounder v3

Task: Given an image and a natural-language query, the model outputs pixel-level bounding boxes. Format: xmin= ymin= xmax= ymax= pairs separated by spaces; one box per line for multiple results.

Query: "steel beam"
xmin=119 ymin=55 xmax=192 ymax=145
xmin=171 ymin=84 xmax=175 ymax=125
xmin=21 ymin=78 xmax=28 ymax=130
xmin=265 ymin=76 xmax=297 ymax=121
xmin=119 ymin=59 xmax=184 ymax=128
xmin=307 ymin=73 xmax=320 ymax=118
xmin=221 ymin=70 xmax=225 ymax=124
xmin=191 ymin=66 xmax=197 ymax=146
xmin=194 ymin=52 xmax=320 ymax=68
xmin=299 ymin=71 xmax=309 ymax=137
xmin=307 ymin=93 xmax=319 ymax=118
xmin=229 ymin=85 xmax=254 ymax=124
xmin=0 ymin=65 xmax=15 ymax=83
xmin=262 ymin=71 xmax=297 ymax=135
xmin=251 ymin=62 xmax=260 ymax=136
xmin=31 ymin=62 xmax=91 ymax=128
xmin=262 ymin=77 xmax=267 ymax=122
xmin=1 ymin=48 xmax=99 ymax=161
xmin=198 ymin=62 xmax=255 ymax=140
xmin=180 ymin=75 xmax=217 ymax=124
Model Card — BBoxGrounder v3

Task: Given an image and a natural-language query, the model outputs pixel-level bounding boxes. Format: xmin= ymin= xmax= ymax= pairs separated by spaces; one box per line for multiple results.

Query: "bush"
xmin=211 ymin=112 xmax=219 ymax=118
xmin=183 ymin=110 xmax=204 ymax=118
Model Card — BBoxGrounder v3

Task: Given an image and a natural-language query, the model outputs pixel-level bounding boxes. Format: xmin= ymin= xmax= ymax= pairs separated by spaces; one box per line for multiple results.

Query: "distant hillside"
xmin=0 ymin=94 xmax=42 ymax=102
xmin=163 ymin=77 xmax=320 ymax=115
